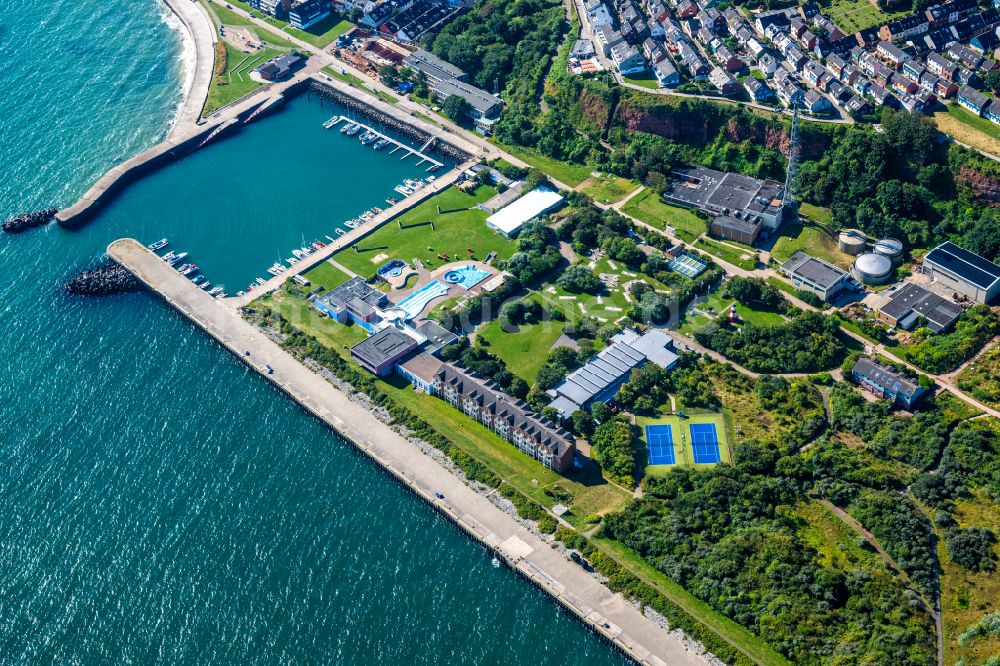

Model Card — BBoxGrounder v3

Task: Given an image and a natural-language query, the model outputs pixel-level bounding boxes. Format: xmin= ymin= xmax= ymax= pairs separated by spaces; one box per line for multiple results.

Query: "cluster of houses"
xmin=248 ymin=0 xmax=471 ymax=41
xmin=579 ymin=0 xmax=1000 ymax=123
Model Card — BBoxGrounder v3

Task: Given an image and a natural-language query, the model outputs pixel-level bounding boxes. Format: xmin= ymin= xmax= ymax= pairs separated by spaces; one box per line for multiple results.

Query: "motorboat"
xmin=162 ymin=251 xmax=177 ymax=263
xmin=292 ymin=249 xmax=307 ymax=260
xmin=168 ymin=252 xmax=187 ymax=266
xmin=181 ymin=264 xmax=198 ymax=276
xmin=200 ymin=281 xmax=212 ymax=290
xmin=192 ymin=275 xmax=206 ymax=285
xmin=386 ymin=197 xmax=398 ymax=206
xmin=344 ymin=124 xmax=361 ymax=136
xmin=340 ymin=122 xmax=356 ymax=134
xmin=394 ymin=184 xmax=412 ymax=196
xmin=335 ymin=228 xmax=347 ymax=237
xmin=286 ymin=256 xmax=299 ymax=266
xmin=147 ymin=238 xmax=168 ymax=251
xmin=208 ymin=286 xmax=224 ymax=296
xmin=373 ymin=138 xmax=388 ymax=150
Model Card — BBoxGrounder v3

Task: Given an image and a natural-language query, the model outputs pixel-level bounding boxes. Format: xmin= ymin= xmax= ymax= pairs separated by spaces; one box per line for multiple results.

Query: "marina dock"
xmin=324 ymin=116 xmax=444 ymax=170
xmin=108 ymin=237 xmax=710 ymax=666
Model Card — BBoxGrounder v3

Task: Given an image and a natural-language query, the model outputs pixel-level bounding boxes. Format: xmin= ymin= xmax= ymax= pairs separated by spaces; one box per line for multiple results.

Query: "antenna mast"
xmin=783 ymin=102 xmax=800 ymax=223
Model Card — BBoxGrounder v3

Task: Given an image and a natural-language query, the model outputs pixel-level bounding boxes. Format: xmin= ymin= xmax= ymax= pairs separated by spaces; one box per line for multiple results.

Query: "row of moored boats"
xmin=148 ymin=239 xmax=227 ymax=299
xmin=340 ymin=122 xmax=390 ymax=151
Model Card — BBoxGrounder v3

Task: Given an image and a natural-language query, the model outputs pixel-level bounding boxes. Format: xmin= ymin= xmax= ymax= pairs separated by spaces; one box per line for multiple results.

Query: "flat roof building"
xmin=879 ymin=283 xmax=963 ymax=332
xmin=780 ymin=251 xmax=851 ymax=301
xmin=923 ymin=241 xmax=1000 ymax=303
xmin=350 ymin=326 xmax=420 ymax=376
xmin=486 ymin=187 xmax=564 ymax=237
xmin=852 ymin=356 xmax=925 ymax=408
xmin=710 ymin=213 xmax=763 ymax=245
xmin=663 ymin=166 xmax=785 ymax=229
xmin=314 ymin=276 xmax=388 ymax=331
xmin=548 ymin=329 xmax=678 ymax=417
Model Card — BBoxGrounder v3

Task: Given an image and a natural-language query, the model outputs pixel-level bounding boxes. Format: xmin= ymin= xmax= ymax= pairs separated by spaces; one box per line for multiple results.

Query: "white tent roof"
xmin=486 ymin=188 xmax=564 ymax=235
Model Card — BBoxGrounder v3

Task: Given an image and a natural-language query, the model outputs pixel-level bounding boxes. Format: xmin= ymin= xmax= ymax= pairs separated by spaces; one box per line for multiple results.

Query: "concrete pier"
xmin=109 ymin=237 xmax=711 ymax=666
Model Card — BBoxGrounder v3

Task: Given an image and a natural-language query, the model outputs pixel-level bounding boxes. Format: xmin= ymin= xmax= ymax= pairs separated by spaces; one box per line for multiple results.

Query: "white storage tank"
xmin=838 ymin=229 xmax=868 ymax=255
xmin=874 ymin=238 xmax=904 ymax=265
xmin=852 ymin=252 xmax=894 ymax=286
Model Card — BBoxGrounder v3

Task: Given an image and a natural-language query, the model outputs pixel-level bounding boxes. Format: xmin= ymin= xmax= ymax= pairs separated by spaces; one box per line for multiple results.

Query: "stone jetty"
xmin=65 ymin=260 xmax=142 ymax=296
xmin=3 ymin=209 xmax=57 ymax=233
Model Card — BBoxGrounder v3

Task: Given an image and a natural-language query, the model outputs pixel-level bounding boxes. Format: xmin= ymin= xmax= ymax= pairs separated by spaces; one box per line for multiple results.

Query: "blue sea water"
xmin=0 ymin=2 xmax=632 ymax=664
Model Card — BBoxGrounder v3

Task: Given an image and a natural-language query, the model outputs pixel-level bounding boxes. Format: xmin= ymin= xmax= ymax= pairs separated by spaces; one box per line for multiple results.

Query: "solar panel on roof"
xmin=926 ymin=243 xmax=1000 ymax=290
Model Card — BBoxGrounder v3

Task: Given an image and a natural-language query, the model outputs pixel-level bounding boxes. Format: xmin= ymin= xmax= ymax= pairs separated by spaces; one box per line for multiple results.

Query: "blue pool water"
xmin=443 ymin=264 xmax=491 ymax=289
xmin=396 ymin=280 xmax=449 ymax=319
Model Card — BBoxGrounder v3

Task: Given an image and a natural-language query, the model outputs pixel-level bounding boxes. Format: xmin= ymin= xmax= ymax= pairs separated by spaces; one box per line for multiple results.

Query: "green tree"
xmin=443 ymin=94 xmax=469 ymax=121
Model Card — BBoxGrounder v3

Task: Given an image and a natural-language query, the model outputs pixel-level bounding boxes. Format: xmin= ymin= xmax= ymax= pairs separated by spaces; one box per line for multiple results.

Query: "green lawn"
xmin=694 ymin=237 xmax=758 ymax=270
xmin=491 ymin=140 xmax=593 ymax=187
xmin=621 ymin=190 xmax=707 ymax=243
xmin=945 ymin=103 xmax=1000 ymax=140
xmin=255 ymin=291 xmax=368 ymax=352
xmin=770 ymin=222 xmax=855 ymax=269
xmin=204 ymin=43 xmax=280 ymax=115
xmin=332 ymin=185 xmax=513 ymax=276
xmin=798 ymin=202 xmax=834 ymax=226
xmin=533 ymin=257 xmax=675 ymax=324
xmin=623 ymin=71 xmax=660 ymax=89
xmin=580 ymin=175 xmax=641 ymax=204
xmin=302 ymin=261 xmax=352 ymax=291
xmin=281 ymin=15 xmax=352 ymax=48
xmin=211 ymin=3 xmax=296 ymax=48
xmin=477 ymin=309 xmax=567 ymax=383
xmin=381 ymin=375 xmax=630 ymax=527
xmin=678 ymin=287 xmax=784 ymax=335
xmin=823 ymin=0 xmax=906 ymax=33
xmin=214 ymin=0 xmax=352 ymax=47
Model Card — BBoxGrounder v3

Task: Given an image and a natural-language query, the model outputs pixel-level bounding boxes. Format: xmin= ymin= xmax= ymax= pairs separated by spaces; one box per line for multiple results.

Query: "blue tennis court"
xmin=689 ymin=423 xmax=721 ymax=464
xmin=645 ymin=424 xmax=676 ymax=465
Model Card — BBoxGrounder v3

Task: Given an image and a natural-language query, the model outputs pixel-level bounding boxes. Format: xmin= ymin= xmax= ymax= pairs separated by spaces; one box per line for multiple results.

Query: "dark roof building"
xmin=314 ymin=276 xmax=388 ymax=330
xmin=879 ymin=283 xmax=964 ymax=332
xmin=710 ymin=213 xmax=763 ymax=245
xmin=923 ymin=241 xmax=1000 ymax=303
xmin=350 ymin=326 xmax=420 ymax=376
xmin=780 ymin=251 xmax=851 ymax=301
xmin=663 ymin=166 xmax=785 ymax=229
xmin=851 ymin=357 xmax=926 ymax=408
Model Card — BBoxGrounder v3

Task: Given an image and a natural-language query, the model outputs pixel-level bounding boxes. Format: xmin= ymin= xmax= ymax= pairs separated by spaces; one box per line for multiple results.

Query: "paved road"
xmin=109 ymin=238 xmax=712 ymax=666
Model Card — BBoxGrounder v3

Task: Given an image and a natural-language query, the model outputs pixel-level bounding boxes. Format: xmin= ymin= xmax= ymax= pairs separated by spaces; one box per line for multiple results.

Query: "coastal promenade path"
xmin=109 ymin=238 xmax=711 ymax=666
xmin=164 ymin=0 xmax=216 ymax=137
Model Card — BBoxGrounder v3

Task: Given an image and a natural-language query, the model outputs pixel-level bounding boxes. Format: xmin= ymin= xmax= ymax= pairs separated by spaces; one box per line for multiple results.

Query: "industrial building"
xmin=663 ymin=167 xmax=785 ymax=229
xmin=878 ymin=283 xmax=963 ymax=333
xmin=780 ymin=251 xmax=851 ymax=301
xmin=547 ymin=329 xmax=678 ymax=418
xmin=922 ymin=241 xmax=1000 ymax=304
xmin=710 ymin=213 xmax=762 ymax=245
xmin=399 ymin=354 xmax=577 ymax=472
xmin=851 ymin=357 xmax=925 ymax=409
xmin=485 ymin=187 xmax=564 ymax=238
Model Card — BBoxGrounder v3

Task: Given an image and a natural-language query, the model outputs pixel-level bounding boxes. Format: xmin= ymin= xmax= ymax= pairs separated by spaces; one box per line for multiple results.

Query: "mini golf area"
xmin=640 ymin=413 xmax=732 ymax=472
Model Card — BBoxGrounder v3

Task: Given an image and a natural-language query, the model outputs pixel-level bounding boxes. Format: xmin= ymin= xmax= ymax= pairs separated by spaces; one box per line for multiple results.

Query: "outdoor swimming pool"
xmin=377 ymin=259 xmax=407 ymax=278
xmin=442 ymin=265 xmax=491 ymax=289
xmin=396 ymin=280 xmax=449 ymax=319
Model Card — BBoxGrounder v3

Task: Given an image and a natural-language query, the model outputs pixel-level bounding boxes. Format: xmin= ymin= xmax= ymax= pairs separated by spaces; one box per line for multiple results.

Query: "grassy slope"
xmin=580 ymin=175 xmax=642 ymax=204
xmin=957 ymin=343 xmax=1000 ymax=409
xmin=933 ymin=105 xmax=1000 ymax=159
xmin=303 ymin=261 xmax=352 ymax=291
xmin=936 ymin=491 xmax=1000 ymax=665
xmin=204 ymin=43 xmax=280 ymax=115
xmin=621 ymin=189 xmax=707 ymax=242
xmin=770 ymin=222 xmax=855 ymax=269
xmin=491 ymin=140 xmax=594 ymax=187
xmin=695 ymin=237 xmax=757 ymax=270
xmin=332 ymin=185 xmax=512 ymax=276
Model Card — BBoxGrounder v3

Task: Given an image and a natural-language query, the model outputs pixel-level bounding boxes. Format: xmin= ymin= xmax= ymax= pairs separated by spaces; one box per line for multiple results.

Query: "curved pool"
xmin=442 ymin=264 xmax=491 ymax=289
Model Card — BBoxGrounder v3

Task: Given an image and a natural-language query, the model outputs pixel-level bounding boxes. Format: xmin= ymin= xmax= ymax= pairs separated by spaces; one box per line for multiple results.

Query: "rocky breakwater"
xmin=308 ymin=82 xmax=473 ymax=163
xmin=65 ymin=260 xmax=142 ymax=296
xmin=3 ymin=209 xmax=57 ymax=233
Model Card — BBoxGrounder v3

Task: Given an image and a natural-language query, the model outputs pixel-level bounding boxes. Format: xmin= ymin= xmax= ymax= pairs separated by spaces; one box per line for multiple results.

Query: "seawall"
xmin=108 ymin=238 xmax=712 ymax=666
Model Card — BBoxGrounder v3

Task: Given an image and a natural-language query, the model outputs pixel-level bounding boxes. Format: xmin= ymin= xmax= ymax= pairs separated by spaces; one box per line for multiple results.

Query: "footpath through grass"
xmin=695 ymin=237 xmax=758 ymax=270
xmin=204 ymin=43 xmax=280 ymax=115
xmin=491 ymin=140 xmax=593 ymax=187
xmin=333 ymin=184 xmax=513 ymax=276
xmin=621 ymin=189 xmax=707 ymax=242
xmin=934 ymin=105 xmax=1000 ymax=159
xmin=580 ymin=174 xmax=641 ymax=204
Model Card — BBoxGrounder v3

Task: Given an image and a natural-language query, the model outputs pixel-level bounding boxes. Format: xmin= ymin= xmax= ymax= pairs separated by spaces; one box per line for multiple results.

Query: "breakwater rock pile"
xmin=65 ymin=260 xmax=141 ymax=296
xmin=3 ymin=208 xmax=57 ymax=233
xmin=308 ymin=83 xmax=473 ymax=163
